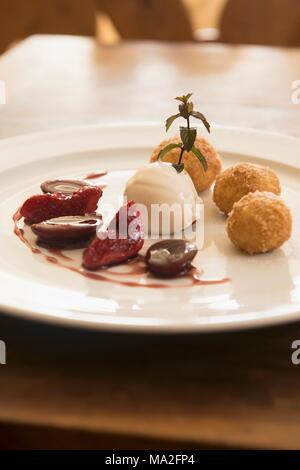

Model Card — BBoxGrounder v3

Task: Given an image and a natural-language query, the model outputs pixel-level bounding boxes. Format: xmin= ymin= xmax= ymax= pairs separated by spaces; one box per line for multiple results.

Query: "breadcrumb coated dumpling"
xmin=213 ymin=163 xmax=281 ymax=215
xmin=150 ymin=136 xmax=222 ymax=193
xmin=227 ymin=191 xmax=292 ymax=254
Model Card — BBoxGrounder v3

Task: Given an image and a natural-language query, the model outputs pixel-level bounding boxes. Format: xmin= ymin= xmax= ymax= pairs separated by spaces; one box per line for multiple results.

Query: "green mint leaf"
xmin=187 ymin=102 xmax=193 ymax=113
xmin=157 ymin=143 xmax=182 ymax=161
xmin=191 ymin=111 xmax=211 ymax=134
xmin=165 ymin=113 xmax=181 ymax=132
xmin=184 ymin=93 xmax=193 ymax=102
xmin=180 ymin=126 xmax=197 ymax=152
xmin=175 ymin=93 xmax=193 ymax=104
xmin=172 ymin=163 xmax=185 ymax=173
xmin=178 ymin=103 xmax=189 ymax=119
xmin=191 ymin=145 xmax=208 ymax=171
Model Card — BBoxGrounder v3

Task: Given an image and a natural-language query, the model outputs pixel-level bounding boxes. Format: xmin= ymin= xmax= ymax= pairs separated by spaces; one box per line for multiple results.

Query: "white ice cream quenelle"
xmin=124 ymin=162 xmax=202 ymax=236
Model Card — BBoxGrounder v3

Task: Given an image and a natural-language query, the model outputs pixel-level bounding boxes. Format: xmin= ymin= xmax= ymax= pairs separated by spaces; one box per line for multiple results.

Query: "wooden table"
xmin=0 ymin=35 xmax=300 ymax=450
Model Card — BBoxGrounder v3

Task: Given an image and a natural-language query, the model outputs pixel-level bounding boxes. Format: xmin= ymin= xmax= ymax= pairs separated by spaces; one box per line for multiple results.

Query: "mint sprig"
xmin=158 ymin=93 xmax=210 ymax=173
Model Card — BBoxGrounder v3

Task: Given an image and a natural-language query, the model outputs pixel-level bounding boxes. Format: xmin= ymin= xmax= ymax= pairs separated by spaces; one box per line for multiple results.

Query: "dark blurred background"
xmin=1 ymin=0 xmax=300 ymax=55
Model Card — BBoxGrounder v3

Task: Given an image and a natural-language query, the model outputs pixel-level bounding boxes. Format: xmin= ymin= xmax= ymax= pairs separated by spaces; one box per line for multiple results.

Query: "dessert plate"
xmin=0 ymin=123 xmax=300 ymax=333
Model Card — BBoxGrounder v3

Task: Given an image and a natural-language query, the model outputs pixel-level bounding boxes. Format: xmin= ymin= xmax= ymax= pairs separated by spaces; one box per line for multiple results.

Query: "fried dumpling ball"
xmin=150 ymin=136 xmax=222 ymax=193
xmin=213 ymin=163 xmax=281 ymax=215
xmin=227 ymin=191 xmax=292 ymax=254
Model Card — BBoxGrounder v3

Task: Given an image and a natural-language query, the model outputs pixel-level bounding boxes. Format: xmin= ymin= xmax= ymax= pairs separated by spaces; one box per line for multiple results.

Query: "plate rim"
xmin=1 ymin=122 xmax=300 ymax=334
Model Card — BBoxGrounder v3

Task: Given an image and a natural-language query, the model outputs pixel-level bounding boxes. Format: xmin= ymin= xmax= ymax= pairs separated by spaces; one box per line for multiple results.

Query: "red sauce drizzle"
xmin=13 ymin=209 xmax=230 ymax=288
xmin=47 ymin=247 xmax=73 ymax=261
xmin=84 ymin=171 xmax=107 ymax=180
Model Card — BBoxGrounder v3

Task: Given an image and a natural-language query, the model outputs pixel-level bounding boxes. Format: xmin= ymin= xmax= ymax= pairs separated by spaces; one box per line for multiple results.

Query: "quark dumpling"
xmin=213 ymin=163 xmax=281 ymax=215
xmin=124 ymin=162 xmax=202 ymax=235
xmin=150 ymin=136 xmax=222 ymax=193
xmin=227 ymin=191 xmax=292 ymax=254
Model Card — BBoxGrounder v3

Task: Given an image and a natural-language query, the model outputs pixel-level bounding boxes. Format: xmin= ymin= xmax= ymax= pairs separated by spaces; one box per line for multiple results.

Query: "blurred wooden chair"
xmin=219 ymin=0 xmax=300 ymax=47
xmin=96 ymin=0 xmax=194 ymax=42
xmin=1 ymin=0 xmax=96 ymax=54
xmin=1 ymin=0 xmax=196 ymax=54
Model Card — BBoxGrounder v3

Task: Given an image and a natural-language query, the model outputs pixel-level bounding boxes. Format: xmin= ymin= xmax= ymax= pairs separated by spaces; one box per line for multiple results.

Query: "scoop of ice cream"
xmin=124 ymin=162 xmax=201 ymax=235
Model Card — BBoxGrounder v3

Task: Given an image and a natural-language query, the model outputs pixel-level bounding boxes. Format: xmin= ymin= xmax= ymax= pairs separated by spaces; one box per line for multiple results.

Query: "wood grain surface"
xmin=0 ymin=35 xmax=300 ymax=449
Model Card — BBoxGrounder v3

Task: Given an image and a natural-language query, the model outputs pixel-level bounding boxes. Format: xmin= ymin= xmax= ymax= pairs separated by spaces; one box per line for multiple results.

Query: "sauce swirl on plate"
xmin=13 ymin=208 xmax=229 ymax=288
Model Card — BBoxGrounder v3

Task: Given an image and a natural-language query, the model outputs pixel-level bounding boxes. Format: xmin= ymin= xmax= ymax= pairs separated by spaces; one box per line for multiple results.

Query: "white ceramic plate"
xmin=0 ymin=123 xmax=300 ymax=333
